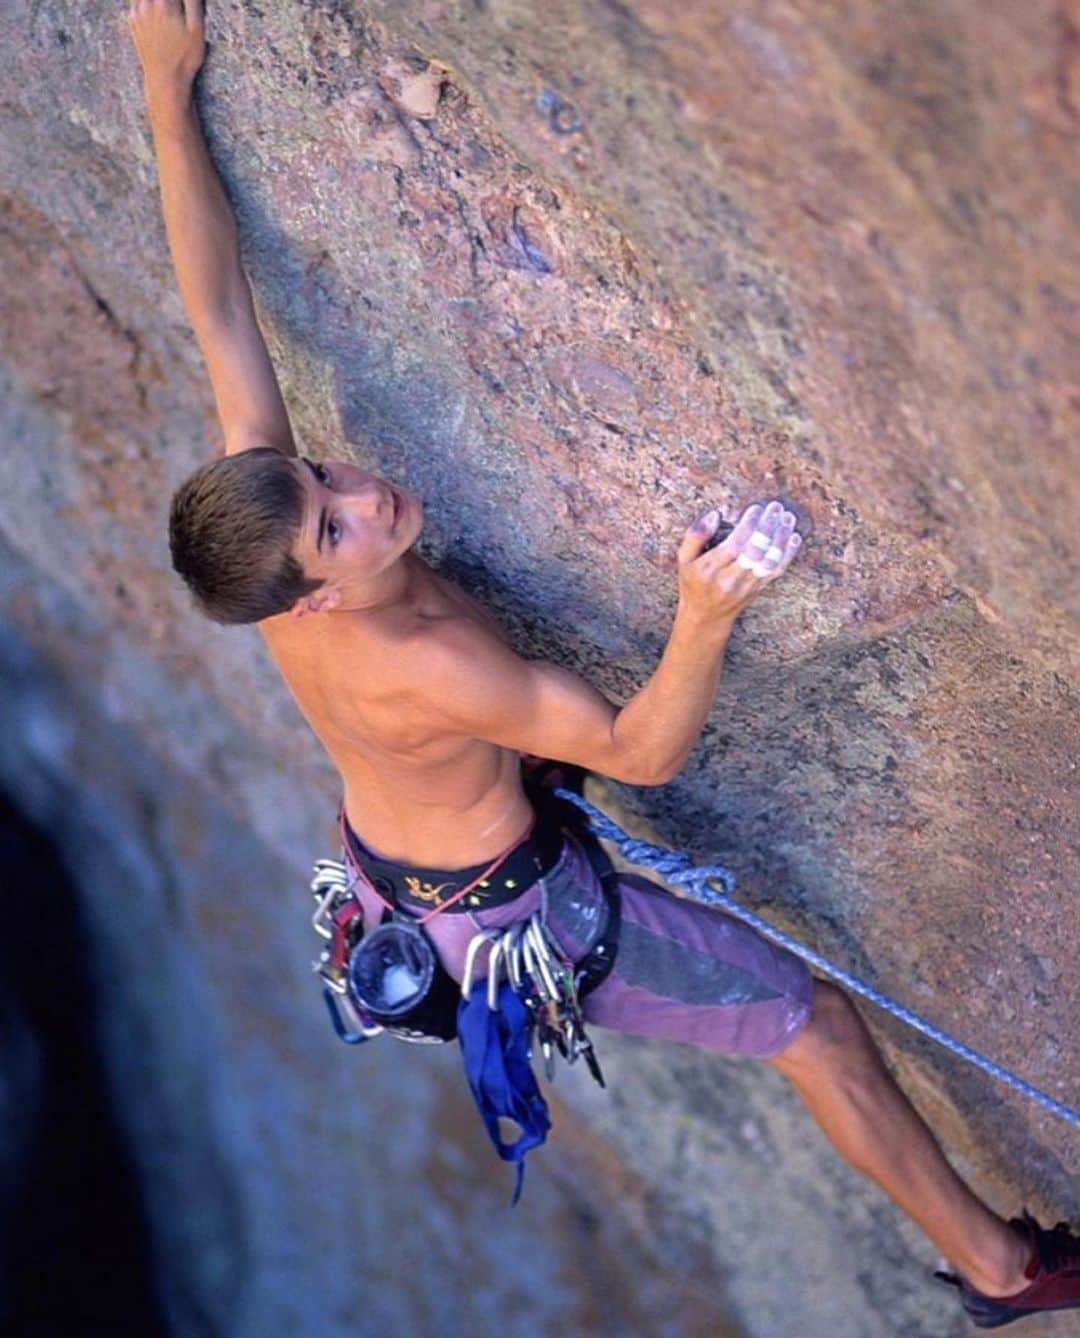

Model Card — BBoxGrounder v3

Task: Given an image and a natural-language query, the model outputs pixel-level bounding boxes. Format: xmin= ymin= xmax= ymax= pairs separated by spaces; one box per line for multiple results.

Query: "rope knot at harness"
xmin=552 ymin=788 xmax=1080 ymax=1131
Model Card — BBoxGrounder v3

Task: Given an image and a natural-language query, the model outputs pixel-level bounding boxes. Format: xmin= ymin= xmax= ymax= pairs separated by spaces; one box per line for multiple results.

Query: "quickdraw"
xmin=460 ymin=911 xmax=606 ymax=1088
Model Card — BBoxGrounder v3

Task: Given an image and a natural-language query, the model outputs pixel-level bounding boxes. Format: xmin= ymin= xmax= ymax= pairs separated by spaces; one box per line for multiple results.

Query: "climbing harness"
xmin=310 ymin=767 xmax=1076 ymax=1202
xmin=336 ymin=801 xmax=565 ymax=920
xmin=550 ymin=787 xmax=1080 ymax=1132
xmin=308 ymin=782 xmax=621 ymax=1198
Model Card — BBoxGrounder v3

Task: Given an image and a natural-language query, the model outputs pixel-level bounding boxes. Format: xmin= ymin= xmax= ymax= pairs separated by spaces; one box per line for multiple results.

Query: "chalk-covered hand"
xmin=128 ymin=0 xmax=206 ymax=97
xmin=676 ymin=500 xmax=802 ymax=625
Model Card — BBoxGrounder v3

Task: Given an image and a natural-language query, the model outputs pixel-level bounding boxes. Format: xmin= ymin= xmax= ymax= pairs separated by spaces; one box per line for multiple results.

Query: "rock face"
xmin=0 ymin=2 xmax=1077 ymax=1335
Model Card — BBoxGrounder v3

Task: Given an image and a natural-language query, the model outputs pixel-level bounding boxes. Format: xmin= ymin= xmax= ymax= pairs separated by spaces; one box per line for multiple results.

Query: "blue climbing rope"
xmin=553 ymin=788 xmax=1080 ymax=1131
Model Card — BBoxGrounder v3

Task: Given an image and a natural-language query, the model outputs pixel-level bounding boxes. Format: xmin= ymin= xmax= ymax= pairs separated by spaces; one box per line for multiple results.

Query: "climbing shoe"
xmin=935 ymin=1210 xmax=1080 ymax=1328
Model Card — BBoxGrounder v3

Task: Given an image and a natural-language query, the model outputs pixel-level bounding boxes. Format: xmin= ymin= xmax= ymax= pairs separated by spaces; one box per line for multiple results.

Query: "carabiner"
xmin=461 ymin=928 xmax=500 ymax=1000
xmin=486 ymin=936 xmax=507 ymax=1012
xmin=323 ymin=987 xmax=383 ymax=1044
xmin=526 ymin=919 xmax=560 ymax=1001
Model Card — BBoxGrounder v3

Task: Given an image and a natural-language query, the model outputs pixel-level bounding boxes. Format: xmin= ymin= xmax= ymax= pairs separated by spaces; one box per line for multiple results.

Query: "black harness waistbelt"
xmin=342 ymin=786 xmax=567 ymax=917
xmin=329 ymin=781 xmax=620 ymax=1044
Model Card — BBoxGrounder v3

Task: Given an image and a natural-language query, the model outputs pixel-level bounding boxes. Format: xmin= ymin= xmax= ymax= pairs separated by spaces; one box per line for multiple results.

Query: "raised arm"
xmin=129 ymin=0 xmax=296 ymax=456
xmin=415 ymin=501 xmax=802 ymax=786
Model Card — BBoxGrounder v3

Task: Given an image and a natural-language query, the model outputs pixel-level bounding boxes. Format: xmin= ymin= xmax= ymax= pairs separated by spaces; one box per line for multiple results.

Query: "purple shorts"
xmin=347 ymin=828 xmax=813 ymax=1059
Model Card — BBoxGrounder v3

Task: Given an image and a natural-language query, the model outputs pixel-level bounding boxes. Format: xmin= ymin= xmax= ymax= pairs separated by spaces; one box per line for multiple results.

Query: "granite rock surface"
xmin=0 ymin=2 xmax=1077 ymax=1335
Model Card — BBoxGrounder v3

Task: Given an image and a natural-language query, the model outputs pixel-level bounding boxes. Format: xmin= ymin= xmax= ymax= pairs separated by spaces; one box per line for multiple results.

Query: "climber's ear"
xmin=291 ymin=586 xmax=341 ymax=618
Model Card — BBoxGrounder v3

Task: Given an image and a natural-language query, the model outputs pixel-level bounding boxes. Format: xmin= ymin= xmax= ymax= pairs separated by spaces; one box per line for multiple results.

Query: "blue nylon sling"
xmin=457 ymin=979 xmax=551 ymax=1204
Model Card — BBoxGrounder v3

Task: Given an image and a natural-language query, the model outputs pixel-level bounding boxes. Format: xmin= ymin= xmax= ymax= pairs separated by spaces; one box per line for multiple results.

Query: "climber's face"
xmin=290 ymin=455 xmax=423 ymax=591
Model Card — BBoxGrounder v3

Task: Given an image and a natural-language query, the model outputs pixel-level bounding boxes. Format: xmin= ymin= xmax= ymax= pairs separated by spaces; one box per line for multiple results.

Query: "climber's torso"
xmin=259 ymin=561 xmax=534 ymax=868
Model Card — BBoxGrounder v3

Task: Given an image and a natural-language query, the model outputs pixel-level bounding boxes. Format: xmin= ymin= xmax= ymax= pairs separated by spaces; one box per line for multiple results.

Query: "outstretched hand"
xmin=677 ymin=500 xmax=802 ymax=625
xmin=127 ymin=0 xmax=207 ymax=97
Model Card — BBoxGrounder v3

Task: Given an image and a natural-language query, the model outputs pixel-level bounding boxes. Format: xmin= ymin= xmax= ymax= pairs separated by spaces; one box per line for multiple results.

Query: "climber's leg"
xmin=767 ymin=980 xmax=1029 ymax=1297
xmin=540 ymin=830 xmax=1031 ymax=1298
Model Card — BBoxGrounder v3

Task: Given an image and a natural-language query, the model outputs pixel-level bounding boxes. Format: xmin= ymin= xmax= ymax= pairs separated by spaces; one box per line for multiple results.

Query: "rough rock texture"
xmin=1 ymin=1 xmax=1077 ymax=1335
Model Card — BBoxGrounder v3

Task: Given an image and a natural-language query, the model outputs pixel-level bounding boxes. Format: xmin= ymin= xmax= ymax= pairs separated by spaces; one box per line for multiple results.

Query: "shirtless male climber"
xmin=129 ymin=2 xmax=1079 ymax=1327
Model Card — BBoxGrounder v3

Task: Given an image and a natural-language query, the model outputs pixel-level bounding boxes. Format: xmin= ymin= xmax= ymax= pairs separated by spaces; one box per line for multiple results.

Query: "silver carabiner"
xmin=526 ymin=919 xmax=560 ymax=1001
xmin=504 ymin=924 xmax=525 ymax=993
xmin=323 ymin=986 xmax=384 ymax=1044
xmin=486 ymin=935 xmax=507 ymax=1011
xmin=310 ymin=855 xmax=358 ymax=940
xmin=312 ymin=855 xmax=349 ymax=875
xmin=520 ymin=926 xmax=543 ymax=1001
xmin=311 ymin=857 xmax=350 ymax=894
xmin=311 ymin=884 xmax=340 ymax=940
xmin=461 ymin=928 xmax=500 ymax=1000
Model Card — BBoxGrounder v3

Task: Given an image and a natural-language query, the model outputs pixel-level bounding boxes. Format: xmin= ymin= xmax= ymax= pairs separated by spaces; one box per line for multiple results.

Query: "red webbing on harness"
xmin=329 ymin=900 xmax=363 ymax=971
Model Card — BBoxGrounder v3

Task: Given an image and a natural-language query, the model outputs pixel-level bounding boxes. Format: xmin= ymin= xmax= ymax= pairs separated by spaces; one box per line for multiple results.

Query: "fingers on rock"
xmin=679 ymin=510 xmax=718 ymax=561
xmin=712 ymin=503 xmax=763 ymax=563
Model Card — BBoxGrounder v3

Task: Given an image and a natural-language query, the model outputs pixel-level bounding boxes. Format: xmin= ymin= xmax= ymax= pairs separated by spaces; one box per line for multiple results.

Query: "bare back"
xmin=260 ymin=561 xmax=534 ymax=867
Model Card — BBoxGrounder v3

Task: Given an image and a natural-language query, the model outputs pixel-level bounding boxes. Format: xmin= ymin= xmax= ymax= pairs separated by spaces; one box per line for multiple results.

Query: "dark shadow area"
xmin=0 ymin=791 xmax=167 ymax=1338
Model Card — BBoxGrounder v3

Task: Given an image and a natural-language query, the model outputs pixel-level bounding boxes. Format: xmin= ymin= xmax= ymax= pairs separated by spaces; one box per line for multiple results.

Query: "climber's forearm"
xmin=611 ymin=604 xmax=735 ymax=786
xmin=146 ymin=85 xmax=250 ymax=330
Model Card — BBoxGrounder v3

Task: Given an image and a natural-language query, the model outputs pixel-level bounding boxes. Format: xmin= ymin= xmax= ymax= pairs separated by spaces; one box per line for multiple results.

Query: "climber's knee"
xmin=767 ymin=979 xmax=878 ymax=1083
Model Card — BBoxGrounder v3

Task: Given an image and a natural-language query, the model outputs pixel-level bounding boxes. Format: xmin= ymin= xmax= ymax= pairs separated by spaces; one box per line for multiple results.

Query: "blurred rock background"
xmin=0 ymin=2 xmax=1076 ymax=1335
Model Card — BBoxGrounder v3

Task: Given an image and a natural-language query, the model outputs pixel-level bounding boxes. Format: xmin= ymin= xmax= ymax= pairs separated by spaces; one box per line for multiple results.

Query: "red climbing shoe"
xmin=936 ymin=1211 xmax=1080 ymax=1328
